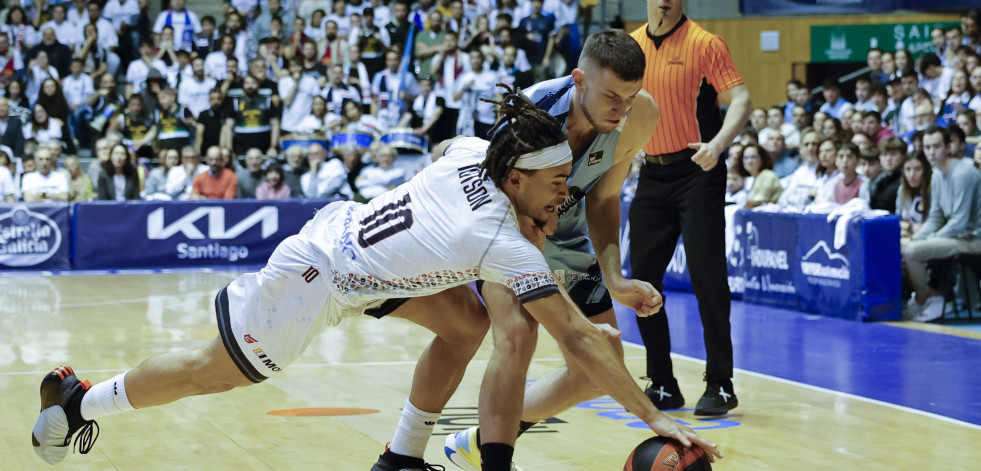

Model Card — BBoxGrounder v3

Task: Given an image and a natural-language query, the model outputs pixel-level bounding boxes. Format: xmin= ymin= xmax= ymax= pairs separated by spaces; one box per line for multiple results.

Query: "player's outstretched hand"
xmin=648 ymin=412 xmax=723 ymax=462
xmin=609 ymin=279 xmax=662 ymax=317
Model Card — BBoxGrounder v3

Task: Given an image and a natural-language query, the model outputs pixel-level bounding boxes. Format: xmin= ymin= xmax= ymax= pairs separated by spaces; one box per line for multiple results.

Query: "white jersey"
xmin=308 ymin=137 xmax=558 ymax=311
xmin=220 ymin=137 xmax=558 ymax=381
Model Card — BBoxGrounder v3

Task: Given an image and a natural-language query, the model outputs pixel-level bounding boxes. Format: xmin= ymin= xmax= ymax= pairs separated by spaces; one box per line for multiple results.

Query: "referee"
xmin=628 ymin=0 xmax=751 ymax=416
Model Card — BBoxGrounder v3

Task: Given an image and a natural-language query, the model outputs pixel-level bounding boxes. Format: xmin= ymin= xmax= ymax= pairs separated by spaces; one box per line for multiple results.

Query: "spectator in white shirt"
xmin=102 ymin=0 xmax=140 ymax=57
xmin=325 ymin=0 xmax=352 ymax=38
xmin=153 ymin=0 xmax=202 ymax=52
xmin=67 ymin=0 xmax=90 ymax=30
xmin=164 ymin=145 xmax=208 ymax=199
xmin=279 ymin=60 xmax=323 ymax=134
xmin=369 ymin=0 xmax=392 ymax=28
xmin=21 ymin=147 xmax=69 ymax=201
xmin=220 ymin=11 xmax=251 ymax=69
xmin=178 ymin=56 xmax=216 ymax=117
xmin=299 ymin=0 xmax=331 ymax=25
xmin=0 ymin=155 xmax=14 ymax=201
xmin=853 ymin=76 xmax=876 ymax=112
xmin=25 ymin=51 xmax=58 ymax=105
xmin=125 ymin=39 xmax=167 ymax=97
xmin=86 ymin=1 xmax=120 ymax=75
xmin=4 ymin=6 xmax=37 ymax=53
xmin=102 ymin=0 xmax=141 ymax=33
xmin=918 ymin=53 xmax=955 ymax=102
xmin=41 ymin=5 xmax=80 ymax=47
xmin=300 ymin=142 xmax=346 ymax=197
xmin=355 ymin=142 xmax=404 ymax=198
xmin=321 ymin=63 xmax=362 ymax=115
xmin=204 ymin=34 xmax=244 ymax=80
xmin=346 ymin=44 xmax=373 ymax=108
xmin=63 ymin=58 xmax=94 ymax=141
xmin=454 ymin=49 xmax=498 ymax=137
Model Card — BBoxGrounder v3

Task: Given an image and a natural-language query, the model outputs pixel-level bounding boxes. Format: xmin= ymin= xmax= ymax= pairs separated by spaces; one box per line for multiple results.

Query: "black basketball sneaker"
xmin=693 ymin=376 xmax=738 ymax=416
xmin=643 ymin=378 xmax=686 ymax=410
xmin=370 ymin=444 xmax=446 ymax=471
xmin=31 ymin=366 xmax=100 ymax=464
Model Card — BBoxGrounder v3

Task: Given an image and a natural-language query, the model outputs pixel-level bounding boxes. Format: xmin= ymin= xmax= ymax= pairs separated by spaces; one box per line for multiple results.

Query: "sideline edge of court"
xmin=620 ymin=340 xmax=981 ymax=432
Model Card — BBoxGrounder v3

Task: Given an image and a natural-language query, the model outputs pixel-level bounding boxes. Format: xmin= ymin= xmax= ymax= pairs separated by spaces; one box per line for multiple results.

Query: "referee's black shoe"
xmin=693 ymin=377 xmax=738 ymax=416
xmin=643 ymin=378 xmax=685 ymax=410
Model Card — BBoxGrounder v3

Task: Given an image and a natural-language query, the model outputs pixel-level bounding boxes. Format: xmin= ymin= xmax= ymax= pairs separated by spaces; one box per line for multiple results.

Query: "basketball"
xmin=624 ymin=436 xmax=712 ymax=471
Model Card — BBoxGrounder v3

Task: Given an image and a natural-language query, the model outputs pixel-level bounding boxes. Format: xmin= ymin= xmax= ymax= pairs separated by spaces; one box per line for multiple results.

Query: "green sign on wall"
xmin=811 ymin=21 xmax=958 ymax=63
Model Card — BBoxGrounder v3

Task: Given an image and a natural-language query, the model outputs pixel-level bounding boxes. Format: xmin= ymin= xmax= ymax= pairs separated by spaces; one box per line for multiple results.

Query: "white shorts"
xmin=216 ymin=232 xmax=335 ymax=383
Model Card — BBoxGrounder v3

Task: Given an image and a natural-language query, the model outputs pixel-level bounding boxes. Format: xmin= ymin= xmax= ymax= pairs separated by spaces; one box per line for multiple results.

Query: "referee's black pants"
xmin=628 ymin=158 xmax=733 ymax=384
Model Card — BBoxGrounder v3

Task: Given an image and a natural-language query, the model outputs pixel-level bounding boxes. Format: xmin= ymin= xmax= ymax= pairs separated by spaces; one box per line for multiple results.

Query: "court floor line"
xmin=620 ymin=341 xmax=981 ymax=432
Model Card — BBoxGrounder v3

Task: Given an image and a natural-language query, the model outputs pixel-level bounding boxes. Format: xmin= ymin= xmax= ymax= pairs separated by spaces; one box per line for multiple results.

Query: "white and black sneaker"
xmin=693 ymin=377 xmax=738 ymax=416
xmin=31 ymin=366 xmax=99 ymax=465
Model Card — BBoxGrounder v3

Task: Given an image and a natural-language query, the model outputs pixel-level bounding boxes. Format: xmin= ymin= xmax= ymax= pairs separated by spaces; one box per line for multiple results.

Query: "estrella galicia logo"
xmin=0 ymin=205 xmax=62 ymax=267
xmin=587 ymin=151 xmax=603 ymax=166
xmin=800 ymin=240 xmax=850 ymax=285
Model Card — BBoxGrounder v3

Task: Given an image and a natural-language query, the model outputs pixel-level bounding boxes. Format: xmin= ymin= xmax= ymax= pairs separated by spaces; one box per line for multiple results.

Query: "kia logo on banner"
xmin=147 ymin=207 xmax=279 ymax=240
xmin=0 ymin=205 xmax=63 ymax=267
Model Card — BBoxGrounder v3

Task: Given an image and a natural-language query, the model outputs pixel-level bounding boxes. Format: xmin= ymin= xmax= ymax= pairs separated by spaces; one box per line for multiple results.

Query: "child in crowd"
xmin=725 ymin=166 xmax=747 ymax=208
xmin=255 ymin=165 xmax=291 ymax=199
xmin=898 ymin=150 xmax=931 ymax=239
xmin=833 ymin=143 xmax=864 ymax=204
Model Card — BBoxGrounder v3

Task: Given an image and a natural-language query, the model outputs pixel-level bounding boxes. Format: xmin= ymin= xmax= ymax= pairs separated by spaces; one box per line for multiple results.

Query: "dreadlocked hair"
xmin=479 ymin=83 xmax=568 ymax=186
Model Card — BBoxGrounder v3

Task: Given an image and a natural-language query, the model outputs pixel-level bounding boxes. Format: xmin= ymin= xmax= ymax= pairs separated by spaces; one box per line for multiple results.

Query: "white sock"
xmin=80 ymin=372 xmax=135 ymax=421
xmin=388 ymin=399 xmax=441 ymax=459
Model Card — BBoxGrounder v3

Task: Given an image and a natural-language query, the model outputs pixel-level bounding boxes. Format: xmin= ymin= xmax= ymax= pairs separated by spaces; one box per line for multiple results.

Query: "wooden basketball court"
xmin=2 ymin=270 xmax=980 ymax=470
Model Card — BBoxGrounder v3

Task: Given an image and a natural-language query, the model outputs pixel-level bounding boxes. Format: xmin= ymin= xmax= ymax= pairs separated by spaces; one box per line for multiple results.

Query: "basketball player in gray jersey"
xmin=444 ymin=30 xmax=672 ymax=471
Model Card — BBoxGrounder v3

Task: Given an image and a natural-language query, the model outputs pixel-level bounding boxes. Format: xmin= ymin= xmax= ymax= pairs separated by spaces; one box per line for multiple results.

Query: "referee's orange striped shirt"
xmin=630 ymin=19 xmax=744 ymax=156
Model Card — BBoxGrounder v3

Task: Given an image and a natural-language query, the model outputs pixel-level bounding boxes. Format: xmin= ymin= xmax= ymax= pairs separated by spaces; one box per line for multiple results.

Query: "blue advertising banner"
xmin=0 ymin=203 xmax=71 ymax=269
xmin=662 ymin=238 xmax=693 ymax=293
xmin=73 ymin=200 xmax=336 ymax=269
xmin=726 ymin=206 xmax=747 ymax=299
xmin=743 ymin=0 xmax=974 ymax=15
xmin=794 ymin=214 xmax=864 ymax=321
xmin=739 ymin=211 xmax=799 ymax=310
xmin=619 ymin=200 xmax=632 ymax=279
xmin=858 ymin=216 xmax=902 ymax=322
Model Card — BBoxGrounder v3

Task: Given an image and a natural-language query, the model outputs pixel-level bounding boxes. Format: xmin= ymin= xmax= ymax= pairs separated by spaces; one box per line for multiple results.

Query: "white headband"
xmin=513 ymin=142 xmax=573 ymax=170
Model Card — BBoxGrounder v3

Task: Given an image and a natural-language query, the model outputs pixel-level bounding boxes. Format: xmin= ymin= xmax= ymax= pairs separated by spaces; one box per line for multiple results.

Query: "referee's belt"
xmin=643 ymin=148 xmax=695 ymax=165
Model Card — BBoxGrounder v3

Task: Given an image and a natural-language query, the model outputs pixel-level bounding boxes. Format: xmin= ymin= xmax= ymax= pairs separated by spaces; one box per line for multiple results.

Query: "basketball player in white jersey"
xmin=443 ymin=30 xmax=671 ymax=471
xmin=31 ymin=90 xmax=719 ymax=470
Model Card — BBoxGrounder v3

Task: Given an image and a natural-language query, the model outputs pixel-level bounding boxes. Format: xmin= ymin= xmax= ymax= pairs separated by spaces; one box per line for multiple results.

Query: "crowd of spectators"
xmin=0 ymin=0 xmax=594 ymax=203
xmin=707 ymin=9 xmax=981 ymax=323
xmin=2 ymin=2 xmax=980 ymax=323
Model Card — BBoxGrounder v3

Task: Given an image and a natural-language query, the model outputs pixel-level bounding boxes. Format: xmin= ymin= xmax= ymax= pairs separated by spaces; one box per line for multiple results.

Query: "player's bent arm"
xmin=585 ymin=91 xmax=659 ymax=281
xmin=522 ymin=292 xmax=661 ymax=424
